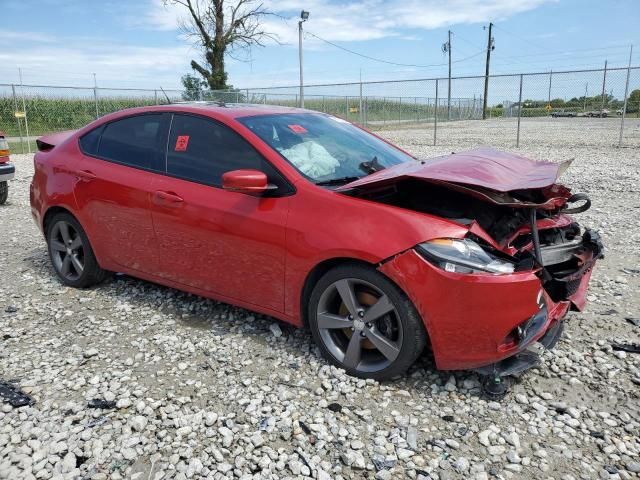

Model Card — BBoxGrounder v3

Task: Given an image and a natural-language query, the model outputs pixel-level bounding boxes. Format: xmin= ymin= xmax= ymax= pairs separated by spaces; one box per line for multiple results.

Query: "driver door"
xmin=150 ymin=113 xmax=292 ymax=313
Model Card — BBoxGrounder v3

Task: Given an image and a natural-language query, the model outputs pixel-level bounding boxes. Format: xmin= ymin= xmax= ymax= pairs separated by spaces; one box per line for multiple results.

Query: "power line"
xmin=492 ymin=24 xmax=547 ymax=52
xmin=304 ymin=30 xmax=486 ymax=68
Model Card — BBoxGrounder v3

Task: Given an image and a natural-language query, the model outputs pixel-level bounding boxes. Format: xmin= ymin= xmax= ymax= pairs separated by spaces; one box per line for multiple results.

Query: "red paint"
xmin=339 ymin=147 xmax=570 ymax=192
xmin=30 ymin=104 xmax=600 ymax=372
xmin=379 ymin=249 xmax=575 ymax=370
xmin=175 ymin=135 xmax=190 ymax=151
xmin=222 ymin=169 xmax=269 ymax=194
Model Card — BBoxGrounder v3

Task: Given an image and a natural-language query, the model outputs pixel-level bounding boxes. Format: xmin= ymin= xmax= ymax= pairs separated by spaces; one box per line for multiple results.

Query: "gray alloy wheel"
xmin=316 ymin=277 xmax=404 ymax=373
xmin=49 ymin=220 xmax=85 ymax=282
xmin=46 ymin=212 xmax=108 ymax=288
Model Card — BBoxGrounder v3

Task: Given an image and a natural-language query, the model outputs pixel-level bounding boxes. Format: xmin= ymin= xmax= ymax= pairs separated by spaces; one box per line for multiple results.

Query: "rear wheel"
xmin=0 ymin=182 xmax=7 ymax=205
xmin=308 ymin=264 xmax=427 ymax=380
xmin=46 ymin=213 xmax=108 ymax=288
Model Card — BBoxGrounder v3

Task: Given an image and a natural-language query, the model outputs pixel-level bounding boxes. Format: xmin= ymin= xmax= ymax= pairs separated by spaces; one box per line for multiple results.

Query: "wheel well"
xmin=300 ymin=257 xmax=375 ymax=328
xmin=43 ymin=206 xmax=74 ymax=235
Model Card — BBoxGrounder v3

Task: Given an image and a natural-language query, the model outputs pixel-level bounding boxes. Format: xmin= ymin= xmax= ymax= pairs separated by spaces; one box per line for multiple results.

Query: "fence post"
xmin=19 ymin=81 xmax=31 ymax=154
xmin=516 ymin=74 xmax=523 ymax=148
xmin=433 ymin=80 xmax=438 ymax=146
xmin=154 ymin=90 xmax=158 ymax=105
xmin=345 ymin=96 xmax=348 ymax=119
xmin=93 ymin=87 xmax=99 ymax=119
xmin=364 ymin=97 xmax=368 ymax=127
xmin=359 ymin=82 xmax=363 ymax=124
xmin=415 ymin=97 xmax=418 ymax=123
xmin=382 ymin=97 xmax=386 ymax=126
xmin=619 ymin=48 xmax=633 ymax=146
xmin=11 ymin=85 xmax=25 ymax=153
xmin=600 ymin=60 xmax=608 ymax=113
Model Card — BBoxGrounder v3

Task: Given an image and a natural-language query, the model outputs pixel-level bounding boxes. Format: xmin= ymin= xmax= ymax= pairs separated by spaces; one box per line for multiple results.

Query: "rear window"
xmin=96 ymin=114 xmax=167 ymax=171
xmin=78 ymin=125 xmax=103 ymax=155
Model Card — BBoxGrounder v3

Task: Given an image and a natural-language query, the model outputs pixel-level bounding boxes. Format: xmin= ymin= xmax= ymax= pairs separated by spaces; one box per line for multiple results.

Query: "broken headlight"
xmin=417 ymin=238 xmax=515 ymax=274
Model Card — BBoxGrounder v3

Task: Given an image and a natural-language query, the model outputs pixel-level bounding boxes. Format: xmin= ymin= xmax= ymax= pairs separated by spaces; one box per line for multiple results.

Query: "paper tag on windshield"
xmin=288 ymin=124 xmax=307 ymax=134
xmin=175 ymin=135 xmax=190 ymax=151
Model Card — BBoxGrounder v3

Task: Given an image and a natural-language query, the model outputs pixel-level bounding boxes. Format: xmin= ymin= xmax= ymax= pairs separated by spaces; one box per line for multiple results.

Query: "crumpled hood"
xmin=338 ymin=147 xmax=571 ymax=193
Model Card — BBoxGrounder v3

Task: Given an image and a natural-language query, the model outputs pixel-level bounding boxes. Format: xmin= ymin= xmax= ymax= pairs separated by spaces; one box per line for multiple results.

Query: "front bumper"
xmin=0 ymin=163 xmax=15 ymax=182
xmin=379 ymin=245 xmax=594 ymax=371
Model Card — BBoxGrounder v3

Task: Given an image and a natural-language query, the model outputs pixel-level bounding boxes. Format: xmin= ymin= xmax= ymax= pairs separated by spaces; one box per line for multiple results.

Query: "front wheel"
xmin=308 ymin=264 xmax=427 ymax=380
xmin=46 ymin=212 xmax=108 ymax=288
xmin=0 ymin=181 xmax=7 ymax=205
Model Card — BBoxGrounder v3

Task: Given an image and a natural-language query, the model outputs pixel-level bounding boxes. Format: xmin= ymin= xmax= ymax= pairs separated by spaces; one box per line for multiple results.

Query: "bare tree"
xmin=166 ymin=0 xmax=277 ymax=90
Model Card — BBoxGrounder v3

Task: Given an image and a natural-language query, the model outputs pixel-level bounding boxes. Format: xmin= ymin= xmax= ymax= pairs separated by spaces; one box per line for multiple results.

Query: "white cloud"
xmin=143 ymin=0 xmax=556 ymax=44
xmin=0 ymin=37 xmax=194 ymax=89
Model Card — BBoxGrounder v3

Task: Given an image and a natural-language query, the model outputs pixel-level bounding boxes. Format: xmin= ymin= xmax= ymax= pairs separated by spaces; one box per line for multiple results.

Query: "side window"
xmin=78 ymin=125 xmax=103 ymax=155
xmin=166 ymin=114 xmax=288 ymax=190
xmin=97 ymin=114 xmax=167 ymax=171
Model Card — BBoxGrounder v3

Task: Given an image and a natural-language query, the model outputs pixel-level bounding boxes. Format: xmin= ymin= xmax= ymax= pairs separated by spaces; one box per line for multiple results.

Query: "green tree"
xmin=629 ymin=89 xmax=640 ymax=113
xmin=181 ymin=74 xmax=208 ymax=100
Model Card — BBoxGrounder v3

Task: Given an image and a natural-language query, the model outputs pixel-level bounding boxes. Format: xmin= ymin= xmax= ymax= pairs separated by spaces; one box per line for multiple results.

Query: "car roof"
xmin=110 ymin=102 xmax=314 ymax=120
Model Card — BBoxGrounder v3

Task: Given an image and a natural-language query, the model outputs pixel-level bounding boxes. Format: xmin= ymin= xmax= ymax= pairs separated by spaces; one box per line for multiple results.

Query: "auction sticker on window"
xmin=175 ymin=135 xmax=190 ymax=151
xmin=288 ymin=124 xmax=308 ymax=134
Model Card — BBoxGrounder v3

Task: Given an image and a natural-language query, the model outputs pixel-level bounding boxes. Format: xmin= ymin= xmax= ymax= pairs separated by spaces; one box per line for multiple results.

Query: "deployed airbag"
xmin=279 ymin=141 xmax=339 ymax=178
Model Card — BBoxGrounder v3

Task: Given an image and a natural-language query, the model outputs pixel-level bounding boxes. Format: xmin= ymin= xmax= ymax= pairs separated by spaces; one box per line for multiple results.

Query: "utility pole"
xmin=482 ymin=22 xmax=494 ymax=120
xmin=298 ymin=10 xmax=310 ymax=108
xmin=443 ymin=30 xmax=452 ymax=120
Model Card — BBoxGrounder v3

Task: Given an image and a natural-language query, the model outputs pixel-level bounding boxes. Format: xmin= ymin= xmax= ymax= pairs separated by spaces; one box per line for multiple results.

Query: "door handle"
xmin=153 ymin=190 xmax=184 ymax=205
xmin=75 ymin=170 xmax=96 ymax=182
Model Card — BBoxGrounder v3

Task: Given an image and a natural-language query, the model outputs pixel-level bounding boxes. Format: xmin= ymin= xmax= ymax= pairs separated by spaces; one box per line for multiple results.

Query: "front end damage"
xmin=339 ymin=149 xmax=604 ymax=385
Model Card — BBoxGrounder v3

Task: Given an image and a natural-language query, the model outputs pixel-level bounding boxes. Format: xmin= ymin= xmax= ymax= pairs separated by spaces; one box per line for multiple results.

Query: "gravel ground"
xmin=1 ymin=118 xmax=639 ymax=480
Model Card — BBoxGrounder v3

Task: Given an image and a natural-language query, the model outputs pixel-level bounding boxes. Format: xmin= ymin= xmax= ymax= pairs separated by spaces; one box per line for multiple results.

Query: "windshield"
xmin=237 ymin=113 xmax=413 ymax=185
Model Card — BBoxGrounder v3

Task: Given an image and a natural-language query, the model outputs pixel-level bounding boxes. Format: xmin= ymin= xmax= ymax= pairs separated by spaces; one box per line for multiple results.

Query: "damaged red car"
xmin=30 ymin=104 xmax=603 ymax=383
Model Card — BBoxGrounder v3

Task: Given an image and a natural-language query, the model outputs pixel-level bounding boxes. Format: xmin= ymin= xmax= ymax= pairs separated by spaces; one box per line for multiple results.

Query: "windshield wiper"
xmin=359 ymin=156 xmax=385 ymax=174
xmin=315 ymin=176 xmax=361 ymax=186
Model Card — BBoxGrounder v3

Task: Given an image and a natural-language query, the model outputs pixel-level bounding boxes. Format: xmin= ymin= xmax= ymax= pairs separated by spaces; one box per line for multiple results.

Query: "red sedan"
xmin=30 ymin=104 xmax=602 ymax=382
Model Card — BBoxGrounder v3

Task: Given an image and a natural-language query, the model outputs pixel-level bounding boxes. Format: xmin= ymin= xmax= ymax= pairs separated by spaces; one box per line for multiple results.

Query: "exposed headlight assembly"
xmin=417 ymin=238 xmax=515 ymax=274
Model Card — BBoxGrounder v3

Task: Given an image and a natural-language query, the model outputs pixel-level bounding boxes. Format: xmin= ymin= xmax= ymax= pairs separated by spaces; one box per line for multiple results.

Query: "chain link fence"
xmin=1 ymin=66 xmax=639 ymax=153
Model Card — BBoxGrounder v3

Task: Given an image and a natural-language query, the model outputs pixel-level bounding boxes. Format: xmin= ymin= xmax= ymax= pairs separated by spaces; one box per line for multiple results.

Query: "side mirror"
xmin=222 ymin=169 xmax=275 ymax=196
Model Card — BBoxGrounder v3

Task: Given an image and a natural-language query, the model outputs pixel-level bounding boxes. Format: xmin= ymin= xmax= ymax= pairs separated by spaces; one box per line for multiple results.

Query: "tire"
xmin=308 ymin=263 xmax=427 ymax=380
xmin=46 ymin=212 xmax=108 ymax=288
xmin=0 ymin=182 xmax=7 ymax=205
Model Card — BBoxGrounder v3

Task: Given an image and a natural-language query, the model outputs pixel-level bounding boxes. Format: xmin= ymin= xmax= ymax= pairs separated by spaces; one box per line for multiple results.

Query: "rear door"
xmin=149 ymin=113 xmax=292 ymax=313
xmin=73 ymin=113 xmax=169 ymax=273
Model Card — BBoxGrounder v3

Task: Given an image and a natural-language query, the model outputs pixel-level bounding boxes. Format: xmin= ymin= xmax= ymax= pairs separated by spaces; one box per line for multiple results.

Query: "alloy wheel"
xmin=316 ymin=278 xmax=403 ymax=373
xmin=49 ymin=220 xmax=85 ymax=281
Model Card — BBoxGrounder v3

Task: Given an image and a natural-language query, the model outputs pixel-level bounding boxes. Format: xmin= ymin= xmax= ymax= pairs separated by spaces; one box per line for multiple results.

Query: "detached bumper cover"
xmin=0 ymin=163 xmax=15 ymax=182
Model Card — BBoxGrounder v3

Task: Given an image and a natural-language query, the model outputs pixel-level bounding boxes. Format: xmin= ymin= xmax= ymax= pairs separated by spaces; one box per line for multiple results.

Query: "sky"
xmin=0 ymin=0 xmax=638 ymax=96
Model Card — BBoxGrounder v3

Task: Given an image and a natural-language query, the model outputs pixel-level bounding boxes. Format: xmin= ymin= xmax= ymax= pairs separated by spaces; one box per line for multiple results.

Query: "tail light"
xmin=0 ymin=136 xmax=9 ymax=163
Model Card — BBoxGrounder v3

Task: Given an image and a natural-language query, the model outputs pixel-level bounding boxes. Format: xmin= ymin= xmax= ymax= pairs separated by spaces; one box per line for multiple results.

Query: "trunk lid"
xmin=36 ymin=129 xmax=77 ymax=152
